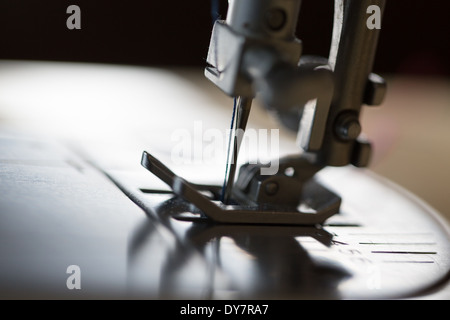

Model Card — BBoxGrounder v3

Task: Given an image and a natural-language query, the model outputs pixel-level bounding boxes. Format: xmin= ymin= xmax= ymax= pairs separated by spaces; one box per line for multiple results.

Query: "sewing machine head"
xmin=141 ymin=0 xmax=387 ymax=225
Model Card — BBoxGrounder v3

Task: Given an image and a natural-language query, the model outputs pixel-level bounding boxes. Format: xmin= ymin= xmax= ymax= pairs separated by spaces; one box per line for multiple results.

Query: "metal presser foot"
xmin=140 ymin=151 xmax=341 ymax=225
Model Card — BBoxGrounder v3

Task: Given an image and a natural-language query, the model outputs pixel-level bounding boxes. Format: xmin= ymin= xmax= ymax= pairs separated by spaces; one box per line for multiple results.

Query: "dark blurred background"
xmin=0 ymin=0 xmax=449 ymax=76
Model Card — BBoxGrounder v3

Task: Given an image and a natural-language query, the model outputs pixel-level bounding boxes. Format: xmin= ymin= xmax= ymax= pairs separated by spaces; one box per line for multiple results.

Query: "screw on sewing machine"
xmin=265 ymin=8 xmax=287 ymax=31
xmin=335 ymin=113 xmax=362 ymax=141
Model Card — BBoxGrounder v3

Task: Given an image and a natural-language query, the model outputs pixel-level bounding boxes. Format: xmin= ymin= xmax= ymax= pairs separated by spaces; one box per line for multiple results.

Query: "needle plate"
xmin=108 ymin=164 xmax=450 ymax=299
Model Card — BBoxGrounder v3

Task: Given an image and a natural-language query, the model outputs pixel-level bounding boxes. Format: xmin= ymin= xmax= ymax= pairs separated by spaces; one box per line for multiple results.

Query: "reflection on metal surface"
xmin=0 ymin=113 xmax=448 ymax=299
xmin=106 ymin=164 xmax=450 ymax=299
xmin=1 ymin=61 xmax=449 ymax=299
xmin=127 ymin=194 xmax=350 ymax=299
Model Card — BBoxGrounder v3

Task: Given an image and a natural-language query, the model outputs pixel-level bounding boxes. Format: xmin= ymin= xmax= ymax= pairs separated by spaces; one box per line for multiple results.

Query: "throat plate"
xmin=107 ymin=165 xmax=450 ymax=299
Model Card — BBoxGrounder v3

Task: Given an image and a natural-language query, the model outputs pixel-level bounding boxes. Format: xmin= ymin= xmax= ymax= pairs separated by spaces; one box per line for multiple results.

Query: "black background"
xmin=0 ymin=0 xmax=449 ymax=76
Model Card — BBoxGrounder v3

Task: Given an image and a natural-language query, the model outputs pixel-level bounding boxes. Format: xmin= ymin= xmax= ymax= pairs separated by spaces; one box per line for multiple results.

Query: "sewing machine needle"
xmin=223 ymin=96 xmax=252 ymax=204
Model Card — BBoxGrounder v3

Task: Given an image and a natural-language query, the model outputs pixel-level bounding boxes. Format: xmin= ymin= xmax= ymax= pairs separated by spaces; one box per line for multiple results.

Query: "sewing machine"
xmin=0 ymin=0 xmax=449 ymax=300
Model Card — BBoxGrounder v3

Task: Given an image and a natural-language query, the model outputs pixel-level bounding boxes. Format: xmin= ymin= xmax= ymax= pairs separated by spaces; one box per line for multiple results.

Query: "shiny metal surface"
xmin=0 ymin=61 xmax=449 ymax=299
xmin=2 ymin=133 xmax=447 ymax=299
xmin=106 ymin=162 xmax=450 ymax=299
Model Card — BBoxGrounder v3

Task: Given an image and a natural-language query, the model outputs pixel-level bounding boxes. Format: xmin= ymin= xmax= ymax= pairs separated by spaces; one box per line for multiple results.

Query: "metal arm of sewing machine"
xmin=141 ymin=0 xmax=387 ymax=225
